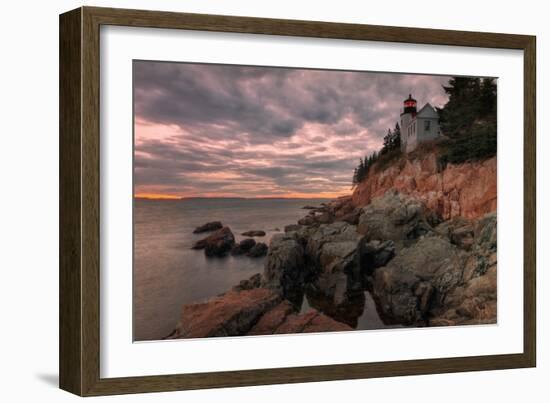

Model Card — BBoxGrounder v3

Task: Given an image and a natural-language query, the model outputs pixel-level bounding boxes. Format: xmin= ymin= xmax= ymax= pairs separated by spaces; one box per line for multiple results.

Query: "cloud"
xmin=133 ymin=61 xmax=451 ymax=198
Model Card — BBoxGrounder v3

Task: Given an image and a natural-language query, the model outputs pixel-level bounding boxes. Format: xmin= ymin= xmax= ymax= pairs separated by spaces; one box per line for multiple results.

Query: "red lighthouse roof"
xmin=404 ymin=93 xmax=417 ymax=106
xmin=402 ymin=93 xmax=417 ymax=115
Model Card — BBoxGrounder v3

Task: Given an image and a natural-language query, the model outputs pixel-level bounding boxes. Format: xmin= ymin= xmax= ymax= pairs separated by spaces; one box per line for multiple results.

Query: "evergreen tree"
xmin=439 ymin=76 xmax=497 ymax=139
xmin=381 ymin=129 xmax=393 ymax=154
xmin=352 ymin=151 xmax=380 ymax=186
xmin=479 ymin=78 xmax=497 ymax=117
xmin=438 ymin=76 xmax=497 ymax=163
xmin=380 ymin=123 xmax=401 ymax=155
xmin=392 ymin=123 xmax=401 ymax=150
xmin=352 ymin=167 xmax=358 ymax=187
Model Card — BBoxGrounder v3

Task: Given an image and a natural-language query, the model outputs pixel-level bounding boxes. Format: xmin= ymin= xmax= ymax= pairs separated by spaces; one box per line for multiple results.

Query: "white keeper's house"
xmin=400 ymin=94 xmax=441 ymax=152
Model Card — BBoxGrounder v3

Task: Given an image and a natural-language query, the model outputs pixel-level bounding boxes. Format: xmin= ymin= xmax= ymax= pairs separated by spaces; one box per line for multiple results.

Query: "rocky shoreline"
xmin=169 ymin=187 xmax=497 ymax=339
xmin=191 ymin=224 xmax=269 ymax=258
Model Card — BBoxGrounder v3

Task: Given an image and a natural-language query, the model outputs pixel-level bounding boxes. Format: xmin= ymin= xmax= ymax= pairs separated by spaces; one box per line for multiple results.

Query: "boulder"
xmin=450 ymin=225 xmax=475 ymax=250
xmin=429 ymin=214 xmax=497 ymax=326
xmin=263 ymin=234 xmax=306 ymax=301
xmin=357 ymin=191 xmax=436 ymax=242
xmin=431 ymin=265 xmax=497 ymax=326
xmin=473 ymin=212 xmax=497 ymax=251
xmin=333 ymin=203 xmax=355 ymax=219
xmin=192 ymin=226 xmax=236 ymax=257
xmin=298 ymin=215 xmax=317 ymax=226
xmin=248 ymin=300 xmax=295 ymax=335
xmin=337 ymin=209 xmax=361 ymax=225
xmin=247 ymin=242 xmax=268 ymax=257
xmin=370 ymin=235 xmax=465 ymax=325
xmin=316 ymin=212 xmax=333 ymax=224
xmin=435 ymin=216 xmax=475 ymax=250
xmin=241 ymin=298 xmax=353 ymax=336
xmin=305 ymin=222 xmax=360 ymax=263
xmin=304 ymin=222 xmax=363 ymax=306
xmin=168 ymin=288 xmax=282 ymax=338
xmin=232 ymin=273 xmax=262 ymax=292
xmin=302 ymin=311 xmax=353 ymax=333
xmin=372 ymin=265 xmax=426 ymax=325
xmin=359 ymin=239 xmax=395 ymax=275
xmin=274 ymin=310 xmax=352 ymax=334
xmin=241 ymin=230 xmax=266 ymax=237
xmin=231 ymin=238 xmax=256 ymax=255
xmin=192 ymin=221 xmax=223 ymax=234
xmin=284 ymin=224 xmax=302 ymax=233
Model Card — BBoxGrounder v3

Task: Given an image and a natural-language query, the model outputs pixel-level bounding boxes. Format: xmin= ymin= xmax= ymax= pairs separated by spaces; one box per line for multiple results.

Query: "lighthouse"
xmin=399 ymin=93 xmax=440 ymax=152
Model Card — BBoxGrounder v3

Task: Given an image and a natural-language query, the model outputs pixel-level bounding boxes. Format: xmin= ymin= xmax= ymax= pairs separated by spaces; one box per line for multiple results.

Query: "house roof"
xmin=416 ymin=103 xmax=439 ymax=119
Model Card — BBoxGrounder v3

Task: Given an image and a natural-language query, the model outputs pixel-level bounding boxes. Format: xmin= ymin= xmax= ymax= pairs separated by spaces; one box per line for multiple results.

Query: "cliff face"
xmin=351 ymin=153 xmax=496 ymax=220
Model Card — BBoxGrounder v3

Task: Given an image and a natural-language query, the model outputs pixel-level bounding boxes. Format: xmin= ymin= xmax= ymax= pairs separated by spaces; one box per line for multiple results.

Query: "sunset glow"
xmin=134 ymin=62 xmax=450 ymax=199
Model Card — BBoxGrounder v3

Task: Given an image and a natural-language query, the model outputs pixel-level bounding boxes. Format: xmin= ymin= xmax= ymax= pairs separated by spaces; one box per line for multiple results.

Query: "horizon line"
xmin=134 ymin=195 xmax=344 ymax=201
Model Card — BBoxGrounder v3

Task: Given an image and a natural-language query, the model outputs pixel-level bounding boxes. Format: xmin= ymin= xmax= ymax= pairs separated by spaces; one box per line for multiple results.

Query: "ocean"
xmin=134 ymin=197 xmax=389 ymax=341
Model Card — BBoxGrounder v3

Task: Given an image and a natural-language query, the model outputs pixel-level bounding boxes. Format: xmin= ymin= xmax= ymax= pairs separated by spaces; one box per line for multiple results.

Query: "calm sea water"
xmin=134 ymin=198 xmax=389 ymax=341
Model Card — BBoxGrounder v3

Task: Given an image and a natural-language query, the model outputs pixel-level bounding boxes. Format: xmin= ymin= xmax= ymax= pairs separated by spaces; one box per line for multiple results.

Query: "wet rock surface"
xmin=247 ymin=242 xmax=268 ymax=257
xmin=231 ymin=238 xmax=256 ymax=255
xmin=168 ymin=288 xmax=282 ymax=339
xmin=192 ymin=227 xmax=270 ymax=259
xmin=168 ymin=287 xmax=352 ymax=339
xmin=192 ymin=226 xmax=236 ymax=257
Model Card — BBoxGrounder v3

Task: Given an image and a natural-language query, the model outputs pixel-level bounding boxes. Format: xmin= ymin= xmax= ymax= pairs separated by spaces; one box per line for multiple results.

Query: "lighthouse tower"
xmin=400 ymin=94 xmax=417 ymax=152
xmin=398 ymin=93 xmax=441 ymax=152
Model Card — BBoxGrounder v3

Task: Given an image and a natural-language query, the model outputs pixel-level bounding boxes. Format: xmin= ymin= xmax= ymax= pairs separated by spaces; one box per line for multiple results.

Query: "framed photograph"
xmin=59 ymin=6 xmax=536 ymax=396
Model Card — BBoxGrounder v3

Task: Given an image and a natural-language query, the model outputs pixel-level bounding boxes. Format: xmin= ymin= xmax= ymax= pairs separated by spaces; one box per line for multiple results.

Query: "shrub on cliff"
xmin=439 ymin=120 xmax=497 ymax=165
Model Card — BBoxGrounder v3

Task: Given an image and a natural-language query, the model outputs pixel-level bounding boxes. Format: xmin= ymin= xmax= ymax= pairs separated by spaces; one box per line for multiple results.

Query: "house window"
xmin=424 ymin=120 xmax=431 ymax=131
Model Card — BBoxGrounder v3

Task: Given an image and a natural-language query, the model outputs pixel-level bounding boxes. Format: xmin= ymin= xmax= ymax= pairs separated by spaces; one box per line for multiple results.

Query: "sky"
xmin=133 ymin=61 xmax=451 ymax=199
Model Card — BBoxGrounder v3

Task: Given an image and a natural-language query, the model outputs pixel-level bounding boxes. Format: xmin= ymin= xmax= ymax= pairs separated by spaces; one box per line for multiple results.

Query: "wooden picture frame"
xmin=59 ymin=6 xmax=536 ymax=396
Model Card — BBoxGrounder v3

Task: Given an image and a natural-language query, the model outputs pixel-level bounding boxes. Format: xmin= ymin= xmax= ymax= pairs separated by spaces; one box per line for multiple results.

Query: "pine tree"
xmin=479 ymin=78 xmax=497 ymax=117
xmin=392 ymin=123 xmax=401 ymax=150
xmin=352 ymin=167 xmax=358 ymax=187
xmin=381 ymin=128 xmax=393 ymax=154
xmin=438 ymin=76 xmax=497 ymax=163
